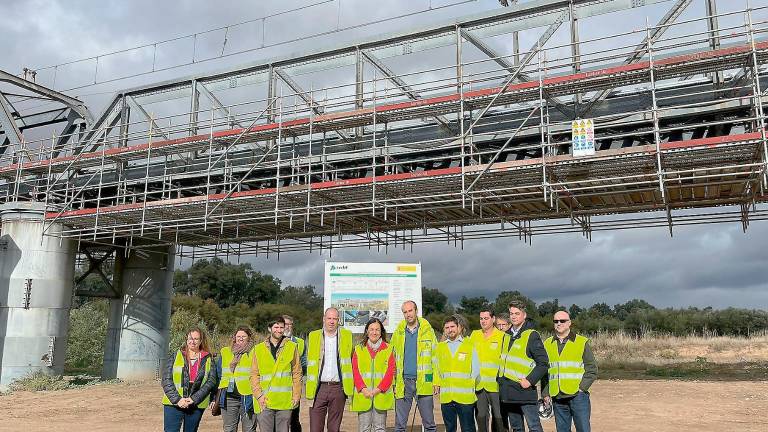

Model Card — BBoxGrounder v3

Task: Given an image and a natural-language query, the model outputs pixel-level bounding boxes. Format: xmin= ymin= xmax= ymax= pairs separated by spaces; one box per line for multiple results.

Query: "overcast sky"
xmin=2 ymin=0 xmax=766 ymax=310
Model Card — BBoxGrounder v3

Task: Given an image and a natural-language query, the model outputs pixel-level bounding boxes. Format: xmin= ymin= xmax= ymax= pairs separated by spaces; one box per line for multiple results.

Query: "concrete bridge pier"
xmin=102 ymin=241 xmax=175 ymax=380
xmin=0 ymin=202 xmax=75 ymax=388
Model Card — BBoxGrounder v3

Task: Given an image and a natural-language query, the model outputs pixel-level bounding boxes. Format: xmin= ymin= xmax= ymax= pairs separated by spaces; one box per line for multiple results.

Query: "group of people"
xmin=162 ymin=301 xmax=597 ymax=432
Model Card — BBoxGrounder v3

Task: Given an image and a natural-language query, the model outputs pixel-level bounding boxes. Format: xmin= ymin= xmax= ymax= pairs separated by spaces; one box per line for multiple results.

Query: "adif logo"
xmin=330 ymin=264 xmax=348 ymax=271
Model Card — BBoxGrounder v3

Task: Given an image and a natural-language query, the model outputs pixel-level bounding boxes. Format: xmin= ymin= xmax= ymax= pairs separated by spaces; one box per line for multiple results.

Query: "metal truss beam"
xmin=126 ymin=95 xmax=169 ymax=140
xmin=360 ymin=49 xmax=453 ymax=133
xmin=459 ymin=21 xmax=572 ymax=117
xmin=274 ymin=68 xmax=324 ymax=114
xmin=69 ymin=96 xmax=122 ymax=156
xmin=0 ymin=92 xmax=22 ymax=149
xmin=274 ymin=68 xmax=352 ymax=141
xmin=197 ymin=82 xmax=242 ymax=128
xmin=74 ymin=247 xmax=119 ymax=298
xmin=17 ymin=107 xmax=69 ymax=131
xmin=0 ymin=69 xmax=93 ymax=124
xmin=581 ymin=0 xmax=693 ymax=117
xmin=54 ymin=109 xmax=87 ymax=149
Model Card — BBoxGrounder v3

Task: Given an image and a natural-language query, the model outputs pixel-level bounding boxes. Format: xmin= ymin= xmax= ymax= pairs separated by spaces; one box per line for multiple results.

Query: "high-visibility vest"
xmin=391 ymin=317 xmax=437 ymax=398
xmin=351 ymin=344 xmax=395 ymax=412
xmin=470 ymin=328 xmax=505 ymax=392
xmin=218 ymin=346 xmax=254 ymax=395
xmin=544 ymin=334 xmax=588 ymax=397
xmin=435 ymin=337 xmax=477 ymax=405
xmin=253 ymin=340 xmax=297 ymax=412
xmin=294 ymin=337 xmax=306 ymax=359
xmin=161 ymin=350 xmax=212 ymax=408
xmin=305 ymin=328 xmax=354 ymax=399
xmin=498 ymin=330 xmax=536 ymax=382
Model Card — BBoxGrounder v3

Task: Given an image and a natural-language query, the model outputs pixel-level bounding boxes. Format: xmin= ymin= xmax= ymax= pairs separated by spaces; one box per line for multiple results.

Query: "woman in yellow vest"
xmin=351 ymin=318 xmax=396 ymax=432
xmin=216 ymin=326 xmax=257 ymax=432
xmin=162 ymin=327 xmax=219 ymax=432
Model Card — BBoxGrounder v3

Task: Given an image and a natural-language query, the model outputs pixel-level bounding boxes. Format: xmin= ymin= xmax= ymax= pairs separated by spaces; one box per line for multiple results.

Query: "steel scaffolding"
xmin=1 ymin=0 xmax=767 ymax=257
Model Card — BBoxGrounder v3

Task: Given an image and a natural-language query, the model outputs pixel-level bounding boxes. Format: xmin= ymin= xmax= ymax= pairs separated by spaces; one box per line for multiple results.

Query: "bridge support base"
xmin=102 ymin=241 xmax=174 ymax=381
xmin=0 ymin=202 xmax=75 ymax=388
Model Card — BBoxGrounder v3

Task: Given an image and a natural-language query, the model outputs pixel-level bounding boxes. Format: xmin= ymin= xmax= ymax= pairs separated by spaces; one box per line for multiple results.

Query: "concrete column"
xmin=102 ymin=241 xmax=174 ymax=380
xmin=0 ymin=202 xmax=75 ymax=388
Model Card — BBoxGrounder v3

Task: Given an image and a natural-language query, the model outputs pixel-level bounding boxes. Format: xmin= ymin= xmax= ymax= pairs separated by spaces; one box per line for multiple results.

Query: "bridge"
xmin=0 ymin=0 xmax=766 ymax=387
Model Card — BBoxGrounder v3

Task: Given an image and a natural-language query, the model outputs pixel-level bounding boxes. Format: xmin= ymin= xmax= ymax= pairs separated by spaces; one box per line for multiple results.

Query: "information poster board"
xmin=572 ymin=118 xmax=595 ymax=157
xmin=323 ymin=262 xmax=422 ymax=333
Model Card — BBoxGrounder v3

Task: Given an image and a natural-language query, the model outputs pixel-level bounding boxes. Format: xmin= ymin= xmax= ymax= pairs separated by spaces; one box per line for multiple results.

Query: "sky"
xmin=1 ymin=0 xmax=766 ymax=310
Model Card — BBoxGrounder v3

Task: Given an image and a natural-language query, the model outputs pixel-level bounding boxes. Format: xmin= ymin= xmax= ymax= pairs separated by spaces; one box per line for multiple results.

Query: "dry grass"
xmin=589 ymin=331 xmax=768 ymax=365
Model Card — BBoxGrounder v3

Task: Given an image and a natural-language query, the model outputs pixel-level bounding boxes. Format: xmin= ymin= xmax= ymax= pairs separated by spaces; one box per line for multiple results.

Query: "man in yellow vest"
xmin=542 ymin=311 xmax=597 ymax=432
xmin=498 ymin=301 xmax=549 ymax=432
xmin=495 ymin=314 xmax=511 ymax=333
xmin=306 ymin=307 xmax=354 ymax=432
xmin=250 ymin=316 xmax=302 ymax=432
xmin=283 ymin=314 xmax=306 ymax=432
xmin=435 ymin=315 xmax=479 ymax=432
xmin=391 ymin=300 xmax=438 ymax=432
xmin=470 ymin=308 xmax=507 ymax=432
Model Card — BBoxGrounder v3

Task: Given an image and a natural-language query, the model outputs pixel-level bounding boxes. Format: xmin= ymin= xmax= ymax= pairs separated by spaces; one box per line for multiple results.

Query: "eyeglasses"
xmin=553 ymin=319 xmax=570 ymax=324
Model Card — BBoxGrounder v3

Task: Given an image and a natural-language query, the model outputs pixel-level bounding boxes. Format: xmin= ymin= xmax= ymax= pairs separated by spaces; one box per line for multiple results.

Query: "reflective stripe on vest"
xmin=218 ymin=346 xmax=254 ymax=395
xmin=162 ymin=350 xmax=212 ymax=408
xmin=498 ymin=330 xmax=536 ymax=383
xmin=469 ymin=329 xmax=505 ymax=392
xmin=544 ymin=335 xmax=588 ymax=397
xmin=351 ymin=344 xmax=395 ymax=412
xmin=435 ymin=338 xmax=477 ymax=405
xmin=305 ymin=328 xmax=354 ymax=399
xmin=253 ymin=340 xmax=297 ymax=412
xmin=392 ymin=317 xmax=437 ymax=398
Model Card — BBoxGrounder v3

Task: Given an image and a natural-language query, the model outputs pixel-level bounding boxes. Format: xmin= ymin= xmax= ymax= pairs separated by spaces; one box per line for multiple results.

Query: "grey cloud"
xmin=241 ymin=221 xmax=768 ymax=310
xmin=2 ymin=0 xmax=765 ymax=310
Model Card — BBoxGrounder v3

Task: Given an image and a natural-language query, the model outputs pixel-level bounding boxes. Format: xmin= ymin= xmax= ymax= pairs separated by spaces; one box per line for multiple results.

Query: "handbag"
xmin=210 ymin=389 xmax=222 ymax=416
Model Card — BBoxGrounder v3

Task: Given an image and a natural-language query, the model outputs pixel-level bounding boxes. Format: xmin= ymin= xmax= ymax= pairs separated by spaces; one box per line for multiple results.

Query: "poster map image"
xmin=324 ymin=262 xmax=422 ymax=333
xmin=331 ymin=292 xmax=389 ymax=328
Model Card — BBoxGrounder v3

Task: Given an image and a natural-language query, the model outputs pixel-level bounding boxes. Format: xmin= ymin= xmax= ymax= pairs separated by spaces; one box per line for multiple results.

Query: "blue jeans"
xmin=163 ymin=405 xmax=205 ymax=432
xmin=553 ymin=392 xmax=591 ymax=432
xmin=505 ymin=403 xmax=542 ymax=432
xmin=441 ymin=401 xmax=476 ymax=432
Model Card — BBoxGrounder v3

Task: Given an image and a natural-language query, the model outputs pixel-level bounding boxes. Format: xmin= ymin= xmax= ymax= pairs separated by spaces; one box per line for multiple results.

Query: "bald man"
xmin=542 ymin=311 xmax=598 ymax=432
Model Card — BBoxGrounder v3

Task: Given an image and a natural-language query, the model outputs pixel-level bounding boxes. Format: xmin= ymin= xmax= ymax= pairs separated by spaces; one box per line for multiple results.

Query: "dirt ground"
xmin=2 ymin=379 xmax=765 ymax=432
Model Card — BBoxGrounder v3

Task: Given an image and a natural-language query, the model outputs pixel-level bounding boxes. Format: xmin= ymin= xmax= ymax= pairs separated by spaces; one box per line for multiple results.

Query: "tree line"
xmin=67 ymin=259 xmax=768 ymax=373
xmin=170 ymin=259 xmax=768 ymax=338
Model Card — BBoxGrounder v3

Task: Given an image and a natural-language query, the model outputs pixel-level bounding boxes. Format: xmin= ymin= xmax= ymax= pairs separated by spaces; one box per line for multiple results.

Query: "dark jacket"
xmin=162 ymin=349 xmax=219 ymax=407
xmin=497 ymin=319 xmax=549 ymax=404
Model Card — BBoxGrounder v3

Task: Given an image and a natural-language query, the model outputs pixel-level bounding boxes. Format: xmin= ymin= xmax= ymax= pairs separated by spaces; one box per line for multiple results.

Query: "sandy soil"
xmin=2 ymin=379 xmax=765 ymax=432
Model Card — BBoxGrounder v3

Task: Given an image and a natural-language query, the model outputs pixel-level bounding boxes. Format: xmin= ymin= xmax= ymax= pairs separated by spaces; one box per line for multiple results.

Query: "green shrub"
xmin=66 ymin=300 xmax=108 ymax=373
xmin=9 ymin=370 xmax=70 ymax=392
